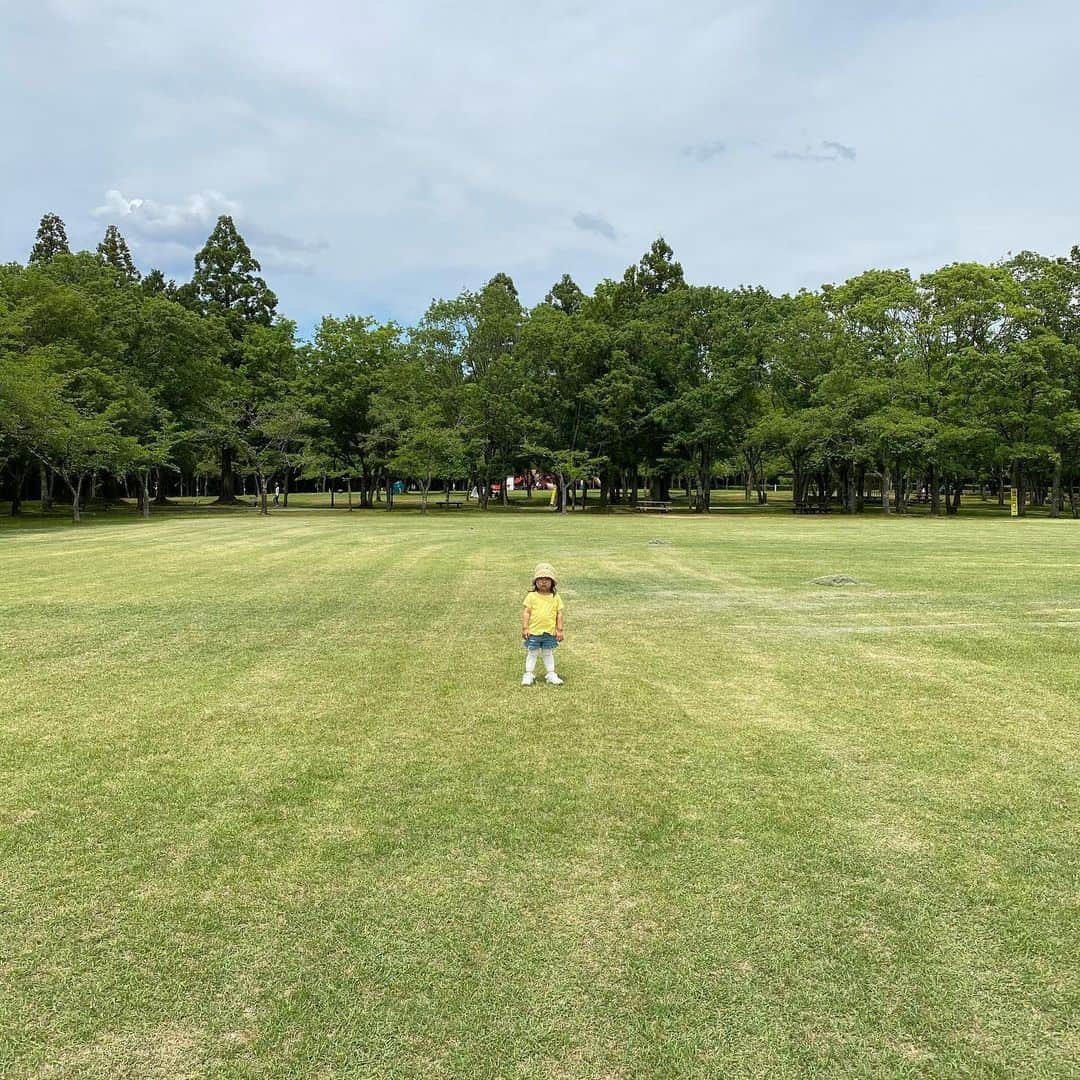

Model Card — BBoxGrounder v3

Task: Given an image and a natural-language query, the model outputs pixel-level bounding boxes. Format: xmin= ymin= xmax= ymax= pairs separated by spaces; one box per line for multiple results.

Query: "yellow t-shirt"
xmin=523 ymin=591 xmax=564 ymax=635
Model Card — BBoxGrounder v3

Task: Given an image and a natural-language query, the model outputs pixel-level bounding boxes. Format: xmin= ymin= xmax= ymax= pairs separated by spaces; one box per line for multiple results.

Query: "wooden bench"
xmin=637 ymin=500 xmax=671 ymax=513
xmin=435 ymin=499 xmax=464 ymax=509
xmin=793 ymin=502 xmax=832 ymax=514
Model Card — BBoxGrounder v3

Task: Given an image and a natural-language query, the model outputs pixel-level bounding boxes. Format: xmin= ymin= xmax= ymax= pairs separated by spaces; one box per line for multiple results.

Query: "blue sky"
xmin=3 ymin=0 xmax=1078 ymax=338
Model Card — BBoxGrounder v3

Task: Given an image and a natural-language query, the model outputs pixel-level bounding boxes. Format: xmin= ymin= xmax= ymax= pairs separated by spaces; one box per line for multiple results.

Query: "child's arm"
xmin=556 ymin=608 xmax=565 ymax=642
xmin=522 ymin=606 xmax=531 ymax=639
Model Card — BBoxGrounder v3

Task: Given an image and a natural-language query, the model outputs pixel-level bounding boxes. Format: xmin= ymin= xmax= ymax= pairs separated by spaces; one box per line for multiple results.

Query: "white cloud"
xmin=91 ymin=189 xmax=327 ymax=273
xmin=92 ymin=189 xmax=242 ymax=237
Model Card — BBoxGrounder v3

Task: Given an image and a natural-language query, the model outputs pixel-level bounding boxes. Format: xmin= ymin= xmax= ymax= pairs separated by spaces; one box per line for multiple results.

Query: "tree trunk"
xmin=420 ymin=476 xmax=430 ymax=514
xmin=347 ymin=476 xmax=353 ymax=511
xmin=213 ymin=447 xmax=239 ymax=505
xmin=1051 ymin=457 xmax=1062 ymax=519
xmin=260 ymin=474 xmax=269 ymax=516
xmin=929 ymin=464 xmax=941 ymax=516
xmin=39 ymin=463 xmax=53 ymax=511
xmin=8 ymin=459 xmax=27 ymax=516
xmin=140 ymin=469 xmax=151 ymax=518
xmin=699 ymin=463 xmax=711 ymax=512
xmin=68 ymin=472 xmax=84 ymax=523
xmin=283 ymin=467 xmax=291 ymax=507
xmin=881 ymin=464 xmax=891 ymax=514
xmin=817 ymin=469 xmax=829 ymax=509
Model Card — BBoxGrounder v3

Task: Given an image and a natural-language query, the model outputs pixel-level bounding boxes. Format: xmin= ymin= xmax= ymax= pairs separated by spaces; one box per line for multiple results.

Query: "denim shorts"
xmin=524 ymin=633 xmax=559 ymax=650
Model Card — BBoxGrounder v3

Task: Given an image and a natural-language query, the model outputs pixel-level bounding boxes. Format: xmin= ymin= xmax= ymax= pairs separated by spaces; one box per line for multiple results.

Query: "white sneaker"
xmin=545 ymin=672 xmax=564 ymax=685
xmin=521 ymin=673 xmax=535 ymax=685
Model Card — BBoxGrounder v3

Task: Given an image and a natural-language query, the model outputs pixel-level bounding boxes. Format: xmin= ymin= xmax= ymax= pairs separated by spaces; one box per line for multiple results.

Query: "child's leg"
xmin=541 ymin=648 xmax=556 ymax=674
xmin=524 ymin=648 xmax=540 ymax=674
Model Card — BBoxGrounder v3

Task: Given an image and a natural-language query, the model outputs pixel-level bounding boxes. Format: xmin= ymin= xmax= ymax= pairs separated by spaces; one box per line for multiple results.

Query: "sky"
xmin=3 ymin=0 xmax=1079 ymax=338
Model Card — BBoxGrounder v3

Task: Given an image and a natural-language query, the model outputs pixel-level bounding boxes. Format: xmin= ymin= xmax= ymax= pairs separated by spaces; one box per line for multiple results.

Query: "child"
xmin=521 ymin=562 xmax=565 ymax=685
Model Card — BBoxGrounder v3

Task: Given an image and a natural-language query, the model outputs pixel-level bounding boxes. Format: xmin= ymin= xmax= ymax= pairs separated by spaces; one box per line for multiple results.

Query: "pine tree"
xmin=638 ymin=236 xmax=685 ymax=296
xmin=486 ymin=271 xmax=519 ymax=300
xmin=190 ymin=216 xmax=278 ymax=506
xmin=29 ymin=212 xmax=70 ymax=265
xmin=140 ymin=268 xmax=168 ymax=296
xmin=191 ymin=215 xmax=277 ymax=334
xmin=96 ymin=224 xmax=139 ymax=282
xmin=545 ymin=273 xmax=585 ymax=315
xmin=622 ymin=236 xmax=686 ymax=300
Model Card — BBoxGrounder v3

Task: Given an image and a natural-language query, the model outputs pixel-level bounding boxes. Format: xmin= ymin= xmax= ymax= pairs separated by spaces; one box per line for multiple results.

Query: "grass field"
xmin=1 ymin=508 xmax=1077 ymax=1078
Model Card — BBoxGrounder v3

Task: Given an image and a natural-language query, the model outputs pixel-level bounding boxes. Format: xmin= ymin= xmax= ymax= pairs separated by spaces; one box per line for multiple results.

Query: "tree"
xmin=188 ymin=216 xmax=280 ymax=503
xmin=545 ymin=274 xmax=585 ymax=315
xmin=190 ymin=215 xmax=277 ymax=335
xmin=29 ymin=213 xmax=70 ymax=265
xmin=234 ymin=399 xmax=312 ymax=515
xmin=0 ymin=344 xmax=141 ymax=522
xmin=388 ymin=414 xmax=465 ymax=513
xmin=621 ymin=236 xmax=686 ymax=302
xmin=301 ymin=315 xmax=404 ymax=507
xmin=416 ymin=276 xmax=530 ymax=509
xmin=96 ymin=225 xmax=139 ymax=282
xmin=652 ymin=287 xmax=766 ymax=511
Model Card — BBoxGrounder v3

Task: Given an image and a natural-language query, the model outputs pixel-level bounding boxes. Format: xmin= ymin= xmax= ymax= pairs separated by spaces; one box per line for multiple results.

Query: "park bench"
xmin=637 ymin=500 xmax=671 ymax=513
xmin=435 ymin=499 xmax=464 ymax=509
xmin=793 ymin=502 xmax=832 ymax=514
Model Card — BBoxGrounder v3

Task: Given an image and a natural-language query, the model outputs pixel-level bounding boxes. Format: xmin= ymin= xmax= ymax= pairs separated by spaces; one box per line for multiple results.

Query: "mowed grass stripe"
xmin=0 ymin=512 xmax=1077 ymax=1078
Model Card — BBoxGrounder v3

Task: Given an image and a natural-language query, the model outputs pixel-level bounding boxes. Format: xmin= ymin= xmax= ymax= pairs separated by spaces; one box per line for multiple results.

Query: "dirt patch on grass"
xmin=35 ymin=1024 xmax=208 ymax=1079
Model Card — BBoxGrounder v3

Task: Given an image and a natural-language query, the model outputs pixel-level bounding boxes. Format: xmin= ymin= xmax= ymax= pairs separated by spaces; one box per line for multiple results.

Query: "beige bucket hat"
xmin=532 ymin=562 xmax=557 ymax=586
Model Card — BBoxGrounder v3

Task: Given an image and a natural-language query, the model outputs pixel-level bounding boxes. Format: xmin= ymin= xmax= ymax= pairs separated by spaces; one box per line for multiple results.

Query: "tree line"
xmin=2 ymin=211 xmax=1079 ymax=521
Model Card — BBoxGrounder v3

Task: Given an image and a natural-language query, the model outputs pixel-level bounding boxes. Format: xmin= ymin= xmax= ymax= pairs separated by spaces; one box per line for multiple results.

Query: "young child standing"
xmin=521 ymin=562 xmax=565 ymax=685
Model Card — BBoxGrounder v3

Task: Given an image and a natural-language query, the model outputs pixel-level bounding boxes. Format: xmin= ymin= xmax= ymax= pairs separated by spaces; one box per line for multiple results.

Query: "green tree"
xmin=302 ymin=315 xmax=404 ymax=507
xmin=29 ymin=212 xmax=70 ymax=266
xmin=544 ymin=274 xmax=585 ymax=315
xmin=187 ymin=216 xmax=280 ymax=503
xmin=190 ymin=216 xmax=277 ymax=334
xmin=96 ymin=225 xmax=140 ymax=282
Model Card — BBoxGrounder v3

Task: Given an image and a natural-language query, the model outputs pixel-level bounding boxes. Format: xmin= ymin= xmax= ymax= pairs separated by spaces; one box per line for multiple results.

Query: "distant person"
xmin=521 ymin=562 xmax=565 ymax=685
xmin=273 ymin=483 xmax=281 ymax=506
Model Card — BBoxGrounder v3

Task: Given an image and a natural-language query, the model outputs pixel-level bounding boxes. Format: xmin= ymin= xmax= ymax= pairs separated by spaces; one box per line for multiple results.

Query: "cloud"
xmin=92 ymin=189 xmax=327 ymax=272
xmin=92 ymin=189 xmax=242 ymax=242
xmin=682 ymin=139 xmax=727 ymax=163
xmin=774 ymin=140 xmax=857 ymax=163
xmin=822 ymin=140 xmax=856 ymax=161
xmin=572 ymin=211 xmax=617 ymax=241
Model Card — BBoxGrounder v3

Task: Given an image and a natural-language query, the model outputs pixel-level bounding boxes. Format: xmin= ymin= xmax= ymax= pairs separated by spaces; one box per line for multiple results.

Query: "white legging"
xmin=525 ymin=648 xmax=556 ymax=674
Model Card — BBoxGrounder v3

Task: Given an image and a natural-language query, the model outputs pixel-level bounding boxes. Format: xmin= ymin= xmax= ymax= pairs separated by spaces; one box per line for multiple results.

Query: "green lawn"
xmin=1 ymin=510 xmax=1077 ymax=1078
